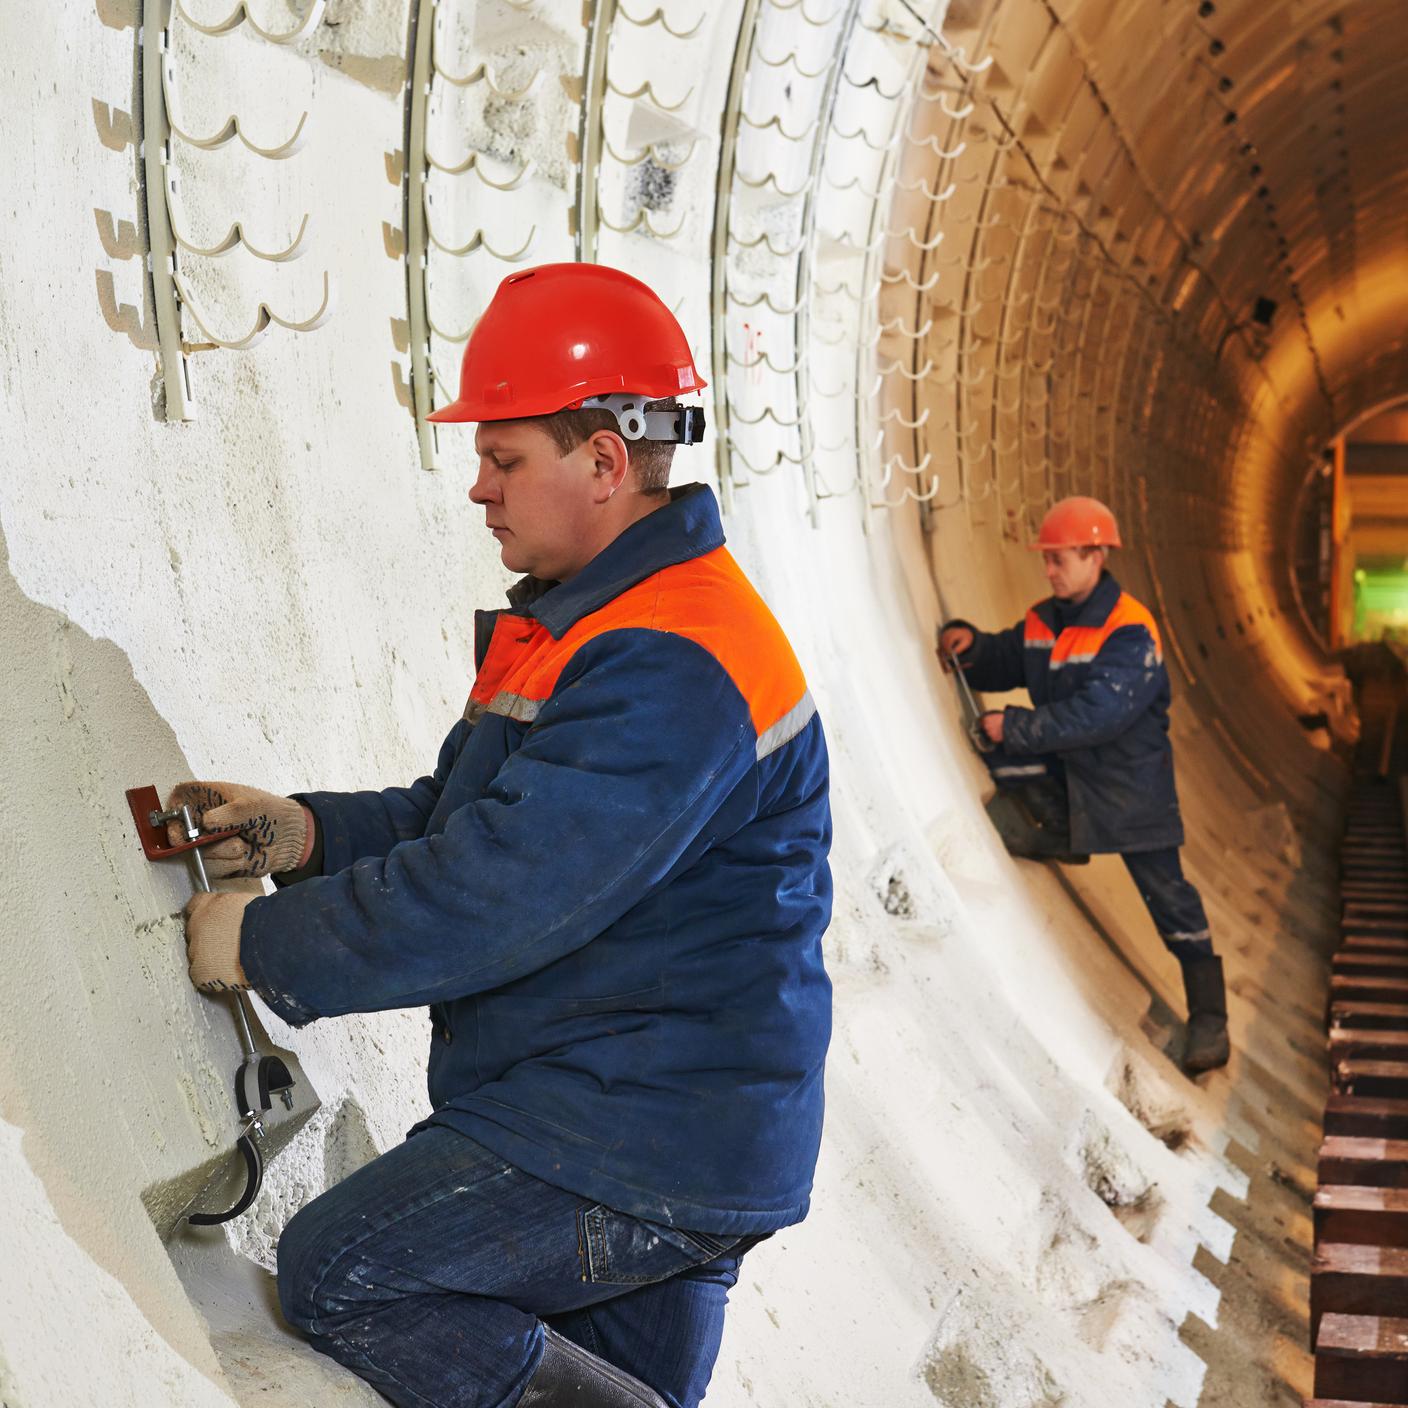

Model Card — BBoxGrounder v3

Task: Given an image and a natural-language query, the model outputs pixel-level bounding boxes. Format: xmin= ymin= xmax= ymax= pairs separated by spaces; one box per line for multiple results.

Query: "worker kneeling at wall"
xmin=167 ymin=264 xmax=834 ymax=1408
xmin=937 ymin=497 xmax=1229 ymax=1075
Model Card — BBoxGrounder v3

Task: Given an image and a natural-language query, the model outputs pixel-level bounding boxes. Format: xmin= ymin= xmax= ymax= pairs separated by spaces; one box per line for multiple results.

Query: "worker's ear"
xmin=585 ymin=428 xmax=631 ymax=503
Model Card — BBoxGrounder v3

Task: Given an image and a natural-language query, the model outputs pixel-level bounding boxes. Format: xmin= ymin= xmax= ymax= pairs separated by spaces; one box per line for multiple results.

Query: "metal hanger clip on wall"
xmin=579 ymin=394 xmax=708 ymax=445
xmin=126 ymin=785 xmax=305 ymax=1227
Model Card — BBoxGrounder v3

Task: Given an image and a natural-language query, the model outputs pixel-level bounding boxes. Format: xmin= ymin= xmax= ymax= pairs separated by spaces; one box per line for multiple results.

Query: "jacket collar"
xmin=1049 ymin=570 xmax=1122 ymax=631
xmin=506 ymin=482 xmax=726 ymax=639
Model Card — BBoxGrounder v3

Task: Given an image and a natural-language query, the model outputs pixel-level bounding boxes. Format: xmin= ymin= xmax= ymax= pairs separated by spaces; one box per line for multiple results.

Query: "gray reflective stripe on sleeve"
xmin=991 ymin=763 xmax=1050 ymax=778
xmin=757 ymin=689 xmax=817 ymax=760
xmin=1047 ymin=649 xmax=1164 ymax=670
xmin=488 ymin=691 xmax=543 ymax=723
xmin=1162 ymin=928 xmax=1212 ymax=945
xmin=1025 ymin=638 xmax=1055 ymax=650
xmin=464 ymin=692 xmax=543 ymax=724
xmin=469 ymin=687 xmax=814 ymax=749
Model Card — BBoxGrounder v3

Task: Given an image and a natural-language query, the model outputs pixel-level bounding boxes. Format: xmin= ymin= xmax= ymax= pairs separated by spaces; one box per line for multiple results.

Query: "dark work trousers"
xmin=982 ymin=752 xmax=1216 ymax=965
xmin=277 ymin=1127 xmax=751 ymax=1408
xmin=1120 ymin=847 xmax=1215 ymax=964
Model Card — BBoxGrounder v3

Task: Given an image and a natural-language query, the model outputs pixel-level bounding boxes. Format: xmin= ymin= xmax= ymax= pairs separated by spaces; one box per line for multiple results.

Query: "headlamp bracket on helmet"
xmin=580 ymin=394 xmax=707 ymax=446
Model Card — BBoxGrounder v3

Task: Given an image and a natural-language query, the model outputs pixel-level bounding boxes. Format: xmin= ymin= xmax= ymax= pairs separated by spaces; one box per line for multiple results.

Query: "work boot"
xmin=517 ymin=1328 xmax=668 ymax=1407
xmin=1181 ymin=956 xmax=1230 ymax=1074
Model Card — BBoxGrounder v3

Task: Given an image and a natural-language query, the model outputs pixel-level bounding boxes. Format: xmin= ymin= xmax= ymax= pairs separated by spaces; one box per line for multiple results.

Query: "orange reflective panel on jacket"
xmin=1024 ymin=592 xmax=1163 ymax=670
xmin=1023 ymin=610 xmax=1056 ymax=650
xmin=467 ymin=546 xmax=811 ymax=752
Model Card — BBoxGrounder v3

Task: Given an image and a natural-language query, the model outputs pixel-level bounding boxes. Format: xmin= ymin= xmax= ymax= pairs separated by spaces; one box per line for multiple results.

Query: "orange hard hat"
xmin=427 ymin=263 xmax=707 ymax=438
xmin=1030 ymin=496 xmax=1123 ymax=550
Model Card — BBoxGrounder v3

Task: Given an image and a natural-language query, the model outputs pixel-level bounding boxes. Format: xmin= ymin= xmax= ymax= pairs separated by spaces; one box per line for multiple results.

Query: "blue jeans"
xmin=277 ymin=1127 xmax=748 ymax=1408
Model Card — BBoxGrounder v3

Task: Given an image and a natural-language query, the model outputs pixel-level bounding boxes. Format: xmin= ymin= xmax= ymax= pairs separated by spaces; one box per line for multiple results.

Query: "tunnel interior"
xmin=1 ymin=0 xmax=1406 ymax=1404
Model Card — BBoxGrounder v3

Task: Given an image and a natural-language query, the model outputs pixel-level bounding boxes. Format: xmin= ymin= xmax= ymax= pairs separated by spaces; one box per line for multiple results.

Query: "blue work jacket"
xmin=948 ymin=572 xmax=1184 ymax=854
xmin=240 ymin=485 xmax=833 ymax=1235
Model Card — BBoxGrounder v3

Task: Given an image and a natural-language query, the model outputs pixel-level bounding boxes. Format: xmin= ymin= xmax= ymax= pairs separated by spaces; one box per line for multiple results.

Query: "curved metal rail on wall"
xmin=708 ymin=0 xmax=957 ymax=524
xmin=389 ymin=0 xmax=554 ymax=469
xmin=391 ymin=0 xmax=711 ymax=470
xmin=140 ymin=0 xmax=332 ymax=422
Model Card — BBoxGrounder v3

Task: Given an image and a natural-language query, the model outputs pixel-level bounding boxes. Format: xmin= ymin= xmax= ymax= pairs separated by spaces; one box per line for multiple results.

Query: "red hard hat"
xmin=426 ymin=263 xmax=707 ymax=424
xmin=1030 ymin=496 xmax=1123 ymax=550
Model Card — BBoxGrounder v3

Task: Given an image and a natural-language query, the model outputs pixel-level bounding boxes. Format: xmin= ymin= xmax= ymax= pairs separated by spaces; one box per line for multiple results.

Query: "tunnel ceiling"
xmin=0 ymin=5 xmax=1385 ymax=1402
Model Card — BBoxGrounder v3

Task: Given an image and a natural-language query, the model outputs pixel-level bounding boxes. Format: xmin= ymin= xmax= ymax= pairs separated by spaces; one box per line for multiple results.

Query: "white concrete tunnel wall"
xmin=0 ymin=0 xmax=1372 ymax=1404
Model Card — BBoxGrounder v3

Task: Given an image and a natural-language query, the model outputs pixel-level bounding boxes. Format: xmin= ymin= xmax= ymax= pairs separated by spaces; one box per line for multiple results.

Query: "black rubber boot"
xmin=1181 ymin=956 xmax=1230 ymax=1074
xmin=517 ymin=1328 xmax=669 ymax=1407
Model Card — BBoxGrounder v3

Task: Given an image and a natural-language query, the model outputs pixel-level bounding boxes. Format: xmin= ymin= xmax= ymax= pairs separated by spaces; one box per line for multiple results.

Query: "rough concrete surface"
xmin=0 ymin=2 xmax=1348 ymax=1406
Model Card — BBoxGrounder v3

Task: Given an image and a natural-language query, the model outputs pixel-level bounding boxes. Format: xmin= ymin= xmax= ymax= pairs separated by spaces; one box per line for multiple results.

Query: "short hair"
xmin=527 ymin=398 xmax=678 ymax=494
xmin=1076 ymin=545 xmax=1111 ymax=561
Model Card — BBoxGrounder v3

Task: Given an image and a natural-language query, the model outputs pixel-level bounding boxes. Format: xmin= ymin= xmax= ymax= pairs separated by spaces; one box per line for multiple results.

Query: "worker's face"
xmin=470 ymin=422 xmax=624 ymax=581
xmin=1042 ymin=546 xmax=1105 ymax=600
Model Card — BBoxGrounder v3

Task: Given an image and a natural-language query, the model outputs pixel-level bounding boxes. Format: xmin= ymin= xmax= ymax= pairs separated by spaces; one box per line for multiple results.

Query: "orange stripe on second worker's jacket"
xmin=1049 ymin=592 xmax=1163 ymax=669
xmin=1023 ymin=610 xmax=1056 ymax=648
xmin=467 ymin=548 xmax=811 ymax=755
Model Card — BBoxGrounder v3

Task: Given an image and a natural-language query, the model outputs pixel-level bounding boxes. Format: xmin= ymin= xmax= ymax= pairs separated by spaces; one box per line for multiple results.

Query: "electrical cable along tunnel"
xmin=2 ymin=0 xmax=1407 ymax=1404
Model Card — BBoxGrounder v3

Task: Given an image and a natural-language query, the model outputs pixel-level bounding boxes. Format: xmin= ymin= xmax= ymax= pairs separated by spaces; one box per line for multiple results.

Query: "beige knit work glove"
xmin=164 ymin=780 xmax=312 ymax=878
xmin=184 ymin=892 xmax=255 ymax=991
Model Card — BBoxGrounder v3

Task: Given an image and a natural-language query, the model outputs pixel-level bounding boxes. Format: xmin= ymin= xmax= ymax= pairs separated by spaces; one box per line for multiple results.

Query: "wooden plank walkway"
xmin=1310 ymin=779 xmax=1408 ymax=1405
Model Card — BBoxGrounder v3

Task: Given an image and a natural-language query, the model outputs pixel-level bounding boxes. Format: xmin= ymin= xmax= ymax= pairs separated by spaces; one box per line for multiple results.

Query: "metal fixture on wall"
xmin=391 ymin=0 xmax=708 ymax=469
xmin=710 ymin=0 xmax=953 ymax=523
xmin=140 ymin=0 xmax=331 ymax=422
xmin=389 ymin=0 xmax=551 ymax=470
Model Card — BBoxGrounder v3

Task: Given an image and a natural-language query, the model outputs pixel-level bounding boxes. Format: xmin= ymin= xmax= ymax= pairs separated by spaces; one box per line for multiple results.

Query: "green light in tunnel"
xmin=1351 ymin=565 xmax=1408 ymax=638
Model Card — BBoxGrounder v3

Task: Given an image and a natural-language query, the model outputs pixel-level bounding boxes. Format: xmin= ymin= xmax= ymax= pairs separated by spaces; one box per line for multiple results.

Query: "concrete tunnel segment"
xmin=0 ymin=0 xmax=1394 ymax=1402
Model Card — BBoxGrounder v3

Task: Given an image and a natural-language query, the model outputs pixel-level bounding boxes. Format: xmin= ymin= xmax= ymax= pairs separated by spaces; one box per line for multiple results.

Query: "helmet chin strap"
xmin=579 ymin=394 xmax=707 ymax=445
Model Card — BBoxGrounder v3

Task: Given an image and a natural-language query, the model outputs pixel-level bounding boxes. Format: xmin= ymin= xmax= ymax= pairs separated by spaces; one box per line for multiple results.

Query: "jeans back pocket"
xmin=578 ymin=1204 xmax=739 ymax=1286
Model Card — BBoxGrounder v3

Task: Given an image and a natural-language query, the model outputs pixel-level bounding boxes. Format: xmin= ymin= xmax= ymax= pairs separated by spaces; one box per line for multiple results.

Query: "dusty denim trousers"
xmin=277 ymin=1126 xmax=747 ymax=1408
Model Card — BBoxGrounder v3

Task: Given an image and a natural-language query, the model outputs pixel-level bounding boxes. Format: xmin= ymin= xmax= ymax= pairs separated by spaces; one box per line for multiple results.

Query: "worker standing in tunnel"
xmin=164 ymin=264 xmax=833 ymax=1408
xmin=937 ymin=497 xmax=1230 ymax=1075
